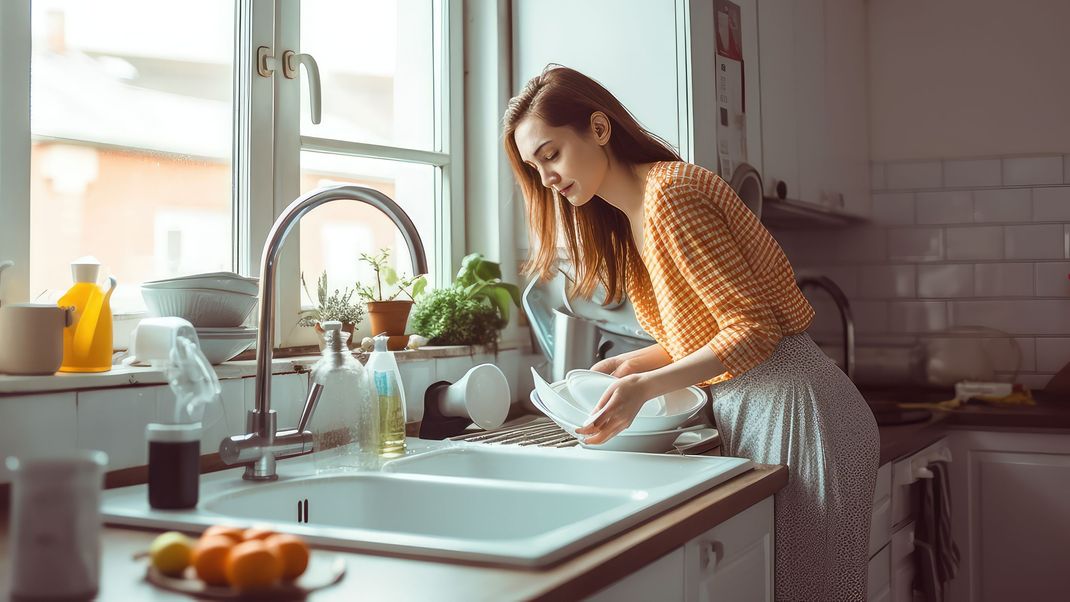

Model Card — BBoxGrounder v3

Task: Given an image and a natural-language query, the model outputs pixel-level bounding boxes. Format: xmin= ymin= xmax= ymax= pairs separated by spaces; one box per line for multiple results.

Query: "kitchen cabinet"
xmin=0 ymin=391 xmax=77 ymax=484
xmin=586 ymin=495 xmax=774 ymax=601
xmin=758 ymin=0 xmax=870 ymax=216
xmin=947 ymin=429 xmax=1070 ymax=602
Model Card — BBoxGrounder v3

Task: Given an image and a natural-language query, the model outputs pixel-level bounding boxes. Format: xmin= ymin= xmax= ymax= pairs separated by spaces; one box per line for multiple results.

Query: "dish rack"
xmin=448 ymin=416 xmax=720 ymax=455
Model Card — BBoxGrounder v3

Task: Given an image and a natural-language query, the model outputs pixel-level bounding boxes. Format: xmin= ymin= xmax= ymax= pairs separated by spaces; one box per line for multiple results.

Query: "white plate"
xmin=564 ymin=369 xmax=667 ymax=417
xmin=556 ymin=377 xmax=707 ymax=433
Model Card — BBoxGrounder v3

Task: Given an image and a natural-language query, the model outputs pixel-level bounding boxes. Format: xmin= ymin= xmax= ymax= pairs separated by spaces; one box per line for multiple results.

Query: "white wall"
xmin=868 ymin=0 xmax=1070 ymax=161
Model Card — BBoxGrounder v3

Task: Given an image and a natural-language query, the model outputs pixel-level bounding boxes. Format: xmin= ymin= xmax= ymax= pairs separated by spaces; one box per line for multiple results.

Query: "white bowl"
xmin=142 ymin=272 xmax=259 ymax=296
xmin=530 ymin=367 xmax=590 ymax=426
xmin=564 ymin=370 xmax=667 ymax=417
xmin=194 ymin=327 xmax=257 ymax=364
xmin=142 ymin=287 xmax=258 ymax=328
xmin=561 ymin=371 xmax=707 ymax=432
xmin=529 ymin=390 xmax=703 ymax=453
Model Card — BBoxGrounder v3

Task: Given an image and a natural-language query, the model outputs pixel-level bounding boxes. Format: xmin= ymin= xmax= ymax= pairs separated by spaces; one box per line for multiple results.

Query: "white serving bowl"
xmin=564 ymin=369 xmax=667 ymax=417
xmin=530 ymin=367 xmax=590 ymax=426
xmin=193 ymin=327 xmax=257 ymax=364
xmin=529 ymin=390 xmax=703 ymax=453
xmin=142 ymin=272 xmax=259 ymax=297
xmin=142 ymin=287 xmax=257 ymax=328
xmin=561 ymin=370 xmax=707 ymax=432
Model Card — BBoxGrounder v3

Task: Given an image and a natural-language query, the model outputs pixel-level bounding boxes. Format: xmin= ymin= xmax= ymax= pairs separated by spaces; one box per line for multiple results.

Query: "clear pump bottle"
xmin=366 ymin=334 xmax=407 ymax=457
xmin=310 ymin=321 xmax=377 ymax=470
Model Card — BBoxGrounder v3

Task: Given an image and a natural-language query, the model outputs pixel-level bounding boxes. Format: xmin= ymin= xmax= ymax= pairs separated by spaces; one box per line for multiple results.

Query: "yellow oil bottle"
xmin=58 ymin=256 xmax=116 ymax=373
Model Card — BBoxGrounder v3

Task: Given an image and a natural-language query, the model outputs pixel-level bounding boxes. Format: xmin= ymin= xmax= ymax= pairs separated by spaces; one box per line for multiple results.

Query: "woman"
xmin=504 ymin=66 xmax=878 ymax=601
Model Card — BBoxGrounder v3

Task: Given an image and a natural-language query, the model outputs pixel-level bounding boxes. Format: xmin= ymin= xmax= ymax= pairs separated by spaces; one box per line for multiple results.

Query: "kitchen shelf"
xmin=761 ymin=196 xmax=868 ymax=229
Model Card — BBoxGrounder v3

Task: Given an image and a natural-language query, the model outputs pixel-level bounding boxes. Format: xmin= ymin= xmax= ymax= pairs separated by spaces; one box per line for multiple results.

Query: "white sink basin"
xmin=102 ymin=439 xmax=752 ymax=566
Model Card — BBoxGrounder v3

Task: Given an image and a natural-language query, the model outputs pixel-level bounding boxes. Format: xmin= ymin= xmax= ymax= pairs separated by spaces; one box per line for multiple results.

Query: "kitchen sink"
xmin=101 ymin=439 xmax=752 ymax=566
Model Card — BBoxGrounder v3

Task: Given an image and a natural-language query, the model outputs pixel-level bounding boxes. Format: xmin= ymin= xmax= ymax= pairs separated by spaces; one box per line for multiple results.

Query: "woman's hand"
xmin=590 ymin=344 xmax=673 ymax=378
xmin=574 ymin=374 xmax=652 ymax=445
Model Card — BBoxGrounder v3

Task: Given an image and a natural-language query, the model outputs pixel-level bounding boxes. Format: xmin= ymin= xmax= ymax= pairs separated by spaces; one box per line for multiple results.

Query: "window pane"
xmin=298 ymin=152 xmax=437 ymax=310
xmin=29 ymin=0 xmax=235 ymax=313
xmin=299 ymin=0 xmax=436 ymax=151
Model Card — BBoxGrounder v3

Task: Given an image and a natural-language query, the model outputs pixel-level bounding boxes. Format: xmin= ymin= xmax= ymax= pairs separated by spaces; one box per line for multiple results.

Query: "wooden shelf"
xmin=760 ymin=196 xmax=868 ymax=229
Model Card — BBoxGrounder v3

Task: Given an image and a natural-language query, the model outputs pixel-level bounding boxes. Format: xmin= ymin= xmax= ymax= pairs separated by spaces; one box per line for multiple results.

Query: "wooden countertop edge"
xmin=514 ymin=463 xmax=788 ymax=601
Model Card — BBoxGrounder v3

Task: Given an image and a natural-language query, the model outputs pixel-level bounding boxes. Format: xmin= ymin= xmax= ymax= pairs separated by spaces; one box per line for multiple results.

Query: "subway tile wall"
xmin=774 ymin=154 xmax=1070 ymax=389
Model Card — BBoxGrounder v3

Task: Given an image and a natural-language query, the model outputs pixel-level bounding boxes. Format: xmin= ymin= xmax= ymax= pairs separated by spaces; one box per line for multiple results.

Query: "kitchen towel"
xmin=914 ymin=460 xmax=960 ymax=601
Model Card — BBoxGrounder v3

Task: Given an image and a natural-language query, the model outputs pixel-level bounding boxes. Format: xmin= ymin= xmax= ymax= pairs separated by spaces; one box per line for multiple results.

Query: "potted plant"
xmin=297 ymin=271 xmax=366 ymax=350
xmin=357 ymin=248 xmax=427 ymax=350
xmin=409 ymin=253 xmax=521 ymax=352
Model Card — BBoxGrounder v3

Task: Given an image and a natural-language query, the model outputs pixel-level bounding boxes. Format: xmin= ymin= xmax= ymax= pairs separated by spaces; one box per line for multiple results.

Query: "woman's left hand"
xmin=574 ymin=374 xmax=653 ymax=445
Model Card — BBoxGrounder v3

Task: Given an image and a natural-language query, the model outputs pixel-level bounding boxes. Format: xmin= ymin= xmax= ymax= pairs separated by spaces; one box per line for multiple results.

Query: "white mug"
xmin=6 ymin=449 xmax=108 ymax=600
xmin=0 ymin=303 xmax=74 ymax=375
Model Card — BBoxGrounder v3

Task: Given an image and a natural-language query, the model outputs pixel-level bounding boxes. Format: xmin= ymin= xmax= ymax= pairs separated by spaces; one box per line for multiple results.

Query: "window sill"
xmin=0 ymin=343 xmax=524 ymax=396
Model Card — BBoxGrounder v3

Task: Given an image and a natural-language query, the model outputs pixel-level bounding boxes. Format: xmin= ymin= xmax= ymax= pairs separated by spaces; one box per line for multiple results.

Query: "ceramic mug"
xmin=0 ymin=303 xmax=74 ymax=375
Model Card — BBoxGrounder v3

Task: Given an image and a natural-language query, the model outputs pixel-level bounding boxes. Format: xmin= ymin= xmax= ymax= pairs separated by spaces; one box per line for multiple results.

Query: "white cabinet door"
xmin=867 ymin=543 xmax=891 ymax=602
xmin=947 ymin=430 xmax=1070 ymax=602
xmin=889 ymin=522 xmax=915 ymax=602
xmin=869 ymin=462 xmax=892 ymax=558
xmin=0 ymin=392 xmax=78 ymax=484
xmin=512 ymin=0 xmax=684 ymax=153
xmin=585 ymin=546 xmax=685 ymax=602
xmin=684 ymin=495 xmax=774 ymax=601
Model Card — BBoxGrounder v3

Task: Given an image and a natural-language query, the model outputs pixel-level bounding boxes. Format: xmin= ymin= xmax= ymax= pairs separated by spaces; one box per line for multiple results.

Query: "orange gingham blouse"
xmin=625 ymin=161 xmax=814 ymax=385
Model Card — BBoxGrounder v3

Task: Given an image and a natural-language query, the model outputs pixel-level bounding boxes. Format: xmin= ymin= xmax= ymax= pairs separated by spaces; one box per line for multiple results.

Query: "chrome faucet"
xmin=796 ymin=274 xmax=855 ymax=380
xmin=219 ymin=185 xmax=428 ymax=480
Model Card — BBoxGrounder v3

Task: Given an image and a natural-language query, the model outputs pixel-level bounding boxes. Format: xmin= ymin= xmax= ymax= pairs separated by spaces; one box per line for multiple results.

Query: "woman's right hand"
xmin=590 ymin=355 xmax=625 ymax=375
xmin=590 ymin=344 xmax=672 ymax=378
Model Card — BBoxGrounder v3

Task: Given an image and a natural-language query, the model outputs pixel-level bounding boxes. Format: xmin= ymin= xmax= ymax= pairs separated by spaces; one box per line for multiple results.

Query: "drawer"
xmin=869 ymin=462 xmax=892 ymax=557
xmin=889 ymin=522 xmax=915 ymax=602
xmin=867 ymin=543 xmax=891 ymax=602
xmin=891 ymin=437 xmax=950 ymax=527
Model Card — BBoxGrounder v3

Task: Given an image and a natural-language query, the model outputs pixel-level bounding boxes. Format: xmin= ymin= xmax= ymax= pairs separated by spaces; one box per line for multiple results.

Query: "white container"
xmin=141 ymin=287 xmax=257 ymax=327
xmin=5 ymin=450 xmax=108 ymax=600
xmin=193 ymin=327 xmax=257 ymax=364
xmin=142 ymin=272 xmax=259 ymax=297
xmin=564 ymin=369 xmax=667 ymax=417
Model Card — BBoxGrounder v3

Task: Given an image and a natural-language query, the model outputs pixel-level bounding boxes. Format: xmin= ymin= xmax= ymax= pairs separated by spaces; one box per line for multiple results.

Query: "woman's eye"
xmin=544 ymin=152 xmax=557 ymax=161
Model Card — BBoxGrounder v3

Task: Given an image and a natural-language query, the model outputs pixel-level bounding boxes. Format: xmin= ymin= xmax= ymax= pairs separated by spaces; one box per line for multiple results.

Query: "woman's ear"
xmin=590 ymin=112 xmax=611 ymax=146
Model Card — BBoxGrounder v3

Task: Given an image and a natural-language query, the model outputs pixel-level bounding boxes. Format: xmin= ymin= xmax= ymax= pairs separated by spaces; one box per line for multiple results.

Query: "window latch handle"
xmin=283 ymin=51 xmax=322 ymax=125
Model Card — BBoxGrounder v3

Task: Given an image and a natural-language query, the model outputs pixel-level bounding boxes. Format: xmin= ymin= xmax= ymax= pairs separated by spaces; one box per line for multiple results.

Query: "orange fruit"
xmin=265 ymin=533 xmax=310 ymax=581
xmin=191 ymin=535 xmax=236 ymax=587
xmin=241 ymin=527 xmax=276 ymax=541
xmin=201 ymin=525 xmax=244 ymax=543
xmin=224 ymin=540 xmax=282 ymax=592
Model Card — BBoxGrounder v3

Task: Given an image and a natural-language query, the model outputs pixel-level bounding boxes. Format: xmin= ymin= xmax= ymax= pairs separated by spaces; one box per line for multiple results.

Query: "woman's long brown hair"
xmin=503 ymin=66 xmax=681 ymax=304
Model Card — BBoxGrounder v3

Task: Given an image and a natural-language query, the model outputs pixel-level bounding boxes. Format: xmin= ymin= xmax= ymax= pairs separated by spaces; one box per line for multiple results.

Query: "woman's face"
xmin=513 ymin=113 xmax=610 ymax=207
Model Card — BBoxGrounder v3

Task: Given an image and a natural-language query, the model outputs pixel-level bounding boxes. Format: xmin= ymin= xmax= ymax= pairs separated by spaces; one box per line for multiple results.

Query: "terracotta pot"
xmin=366 ymin=300 xmax=413 ymax=349
xmin=313 ymin=321 xmax=357 ymax=351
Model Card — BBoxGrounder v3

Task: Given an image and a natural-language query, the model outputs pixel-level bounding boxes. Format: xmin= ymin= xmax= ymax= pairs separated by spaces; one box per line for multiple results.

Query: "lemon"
xmin=149 ymin=531 xmax=194 ymax=577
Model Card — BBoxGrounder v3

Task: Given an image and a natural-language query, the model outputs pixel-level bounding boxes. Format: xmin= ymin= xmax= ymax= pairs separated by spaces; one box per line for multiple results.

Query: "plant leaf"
xmin=411 ymin=277 xmax=427 ymax=298
xmin=383 ymin=266 xmax=399 ymax=286
xmin=499 ymin=282 xmax=522 ymax=307
xmin=483 ymin=285 xmax=513 ymax=323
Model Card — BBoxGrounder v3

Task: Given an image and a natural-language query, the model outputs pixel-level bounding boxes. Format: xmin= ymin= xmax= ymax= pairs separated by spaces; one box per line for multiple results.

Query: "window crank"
xmin=256 ymin=46 xmax=322 ymax=125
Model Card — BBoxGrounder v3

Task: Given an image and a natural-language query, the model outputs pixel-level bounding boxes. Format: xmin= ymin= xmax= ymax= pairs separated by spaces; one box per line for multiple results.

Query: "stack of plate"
xmin=528 ymin=368 xmax=707 ymax=452
xmin=141 ymin=272 xmax=259 ymax=364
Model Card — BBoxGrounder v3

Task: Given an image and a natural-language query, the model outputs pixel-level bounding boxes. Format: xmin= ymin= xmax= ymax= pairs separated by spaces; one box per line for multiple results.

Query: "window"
xmin=2 ymin=0 xmax=462 ymax=347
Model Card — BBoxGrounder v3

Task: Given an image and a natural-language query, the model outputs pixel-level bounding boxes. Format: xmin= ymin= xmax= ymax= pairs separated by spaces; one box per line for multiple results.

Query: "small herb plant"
xmin=356 ymin=248 xmax=427 ymax=302
xmin=409 ymin=253 xmax=521 ymax=348
xmin=297 ymin=271 xmax=366 ymax=327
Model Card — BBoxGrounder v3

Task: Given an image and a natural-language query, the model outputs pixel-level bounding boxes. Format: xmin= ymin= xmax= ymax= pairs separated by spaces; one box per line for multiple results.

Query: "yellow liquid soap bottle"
xmin=58 ymin=256 xmax=116 ymax=373
xmin=367 ymin=333 xmax=407 ymax=457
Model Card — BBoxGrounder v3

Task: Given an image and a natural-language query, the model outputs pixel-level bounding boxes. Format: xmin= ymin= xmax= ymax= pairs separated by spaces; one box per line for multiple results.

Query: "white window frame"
xmin=0 ymin=0 xmax=463 ymax=351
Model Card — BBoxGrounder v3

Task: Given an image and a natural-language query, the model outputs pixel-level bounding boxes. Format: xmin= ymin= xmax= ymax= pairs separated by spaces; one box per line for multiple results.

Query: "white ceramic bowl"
xmin=562 ymin=370 xmax=707 ymax=432
xmin=142 ymin=287 xmax=257 ymax=328
xmin=193 ymin=327 xmax=257 ymax=364
xmin=530 ymin=367 xmax=590 ymax=426
xmin=142 ymin=272 xmax=259 ymax=297
xmin=529 ymin=390 xmax=703 ymax=453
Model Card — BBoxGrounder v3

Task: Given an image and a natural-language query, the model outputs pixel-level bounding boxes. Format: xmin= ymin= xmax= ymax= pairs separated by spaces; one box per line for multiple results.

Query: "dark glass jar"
xmin=146 ymin=422 xmax=201 ymax=509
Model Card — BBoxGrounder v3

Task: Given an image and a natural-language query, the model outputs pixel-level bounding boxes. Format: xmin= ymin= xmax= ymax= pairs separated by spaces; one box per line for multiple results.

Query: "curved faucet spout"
xmin=223 ymin=184 xmax=428 ymax=480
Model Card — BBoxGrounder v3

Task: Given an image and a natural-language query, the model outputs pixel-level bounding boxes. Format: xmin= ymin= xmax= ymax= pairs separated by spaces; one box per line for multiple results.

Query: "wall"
xmin=868 ymin=0 xmax=1070 ymax=160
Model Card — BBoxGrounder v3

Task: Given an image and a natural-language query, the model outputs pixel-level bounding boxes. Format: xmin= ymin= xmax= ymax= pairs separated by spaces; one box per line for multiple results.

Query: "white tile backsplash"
xmin=1032 ymin=187 xmax=1070 ymax=221
xmin=946 ymin=226 xmax=1003 ymax=260
xmin=1035 ymin=337 xmax=1070 ymax=372
xmin=871 ymin=163 xmax=887 ymax=190
xmin=973 ymin=188 xmax=1032 ymax=223
xmin=916 ymin=191 xmax=973 ymax=224
xmin=1013 ymin=337 xmax=1036 ymax=372
xmin=917 ymin=264 xmax=974 ymax=298
xmin=1005 ymin=224 xmax=1064 ymax=260
xmin=886 ymin=161 xmax=942 ymax=190
xmin=871 ymin=193 xmax=915 ymax=225
xmin=852 ymin=301 xmax=890 ymax=334
xmin=835 ymin=228 xmax=888 ymax=263
xmin=1034 ymin=262 xmax=1070 ymax=297
xmin=950 ymin=299 xmax=1070 ymax=335
xmin=888 ymin=301 xmax=948 ymax=333
xmin=1065 ymin=155 xmax=1070 ymax=184
xmin=974 ymin=263 xmax=1034 ymax=297
xmin=858 ymin=264 xmax=916 ymax=298
xmin=944 ymin=159 xmax=1001 ymax=188
xmin=888 ymin=228 xmax=944 ymax=262
xmin=1002 ymin=156 xmax=1064 ymax=186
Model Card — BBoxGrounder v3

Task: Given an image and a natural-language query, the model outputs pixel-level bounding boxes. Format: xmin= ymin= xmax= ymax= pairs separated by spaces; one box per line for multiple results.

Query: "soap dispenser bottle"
xmin=58 ymin=256 xmax=116 ymax=373
xmin=310 ymin=321 xmax=377 ymax=470
xmin=366 ymin=333 xmax=407 ymax=457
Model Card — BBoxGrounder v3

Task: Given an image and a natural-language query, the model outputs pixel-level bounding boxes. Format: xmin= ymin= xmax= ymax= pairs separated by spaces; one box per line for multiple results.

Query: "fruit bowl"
xmin=144 ymin=555 xmax=346 ymax=600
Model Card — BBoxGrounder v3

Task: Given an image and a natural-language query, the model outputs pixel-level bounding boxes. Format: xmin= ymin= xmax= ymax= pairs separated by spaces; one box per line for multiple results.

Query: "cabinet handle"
xmin=700 ymin=540 xmax=724 ymax=573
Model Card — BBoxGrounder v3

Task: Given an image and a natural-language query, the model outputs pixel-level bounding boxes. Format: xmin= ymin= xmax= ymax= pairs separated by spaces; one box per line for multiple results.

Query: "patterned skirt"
xmin=708 ymin=333 xmax=879 ymax=602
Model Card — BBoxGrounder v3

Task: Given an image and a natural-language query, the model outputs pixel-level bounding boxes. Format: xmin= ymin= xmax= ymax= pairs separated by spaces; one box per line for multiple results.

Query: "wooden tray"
xmin=144 ymin=553 xmax=347 ymax=600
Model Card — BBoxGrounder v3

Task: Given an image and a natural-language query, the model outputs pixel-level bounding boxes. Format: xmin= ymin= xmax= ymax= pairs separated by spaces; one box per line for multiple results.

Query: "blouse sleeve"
xmin=648 ymin=180 xmax=784 ymax=378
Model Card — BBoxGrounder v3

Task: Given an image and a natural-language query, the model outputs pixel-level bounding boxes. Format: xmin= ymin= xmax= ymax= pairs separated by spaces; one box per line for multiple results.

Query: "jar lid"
xmin=146 ymin=422 xmax=203 ymax=442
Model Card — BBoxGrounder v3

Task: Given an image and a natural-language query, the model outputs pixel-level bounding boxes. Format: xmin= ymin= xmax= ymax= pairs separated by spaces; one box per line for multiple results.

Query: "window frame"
xmin=0 ymin=0 xmax=463 ymax=351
